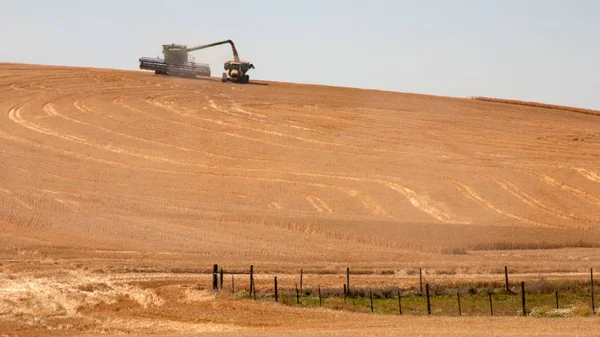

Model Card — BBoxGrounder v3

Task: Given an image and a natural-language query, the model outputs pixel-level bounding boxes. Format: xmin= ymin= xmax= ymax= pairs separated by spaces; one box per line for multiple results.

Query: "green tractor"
xmin=221 ymin=61 xmax=255 ymax=84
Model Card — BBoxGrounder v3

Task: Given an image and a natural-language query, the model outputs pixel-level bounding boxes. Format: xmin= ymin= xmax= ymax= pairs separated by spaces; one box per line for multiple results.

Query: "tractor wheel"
xmin=221 ymin=73 xmax=227 ymax=82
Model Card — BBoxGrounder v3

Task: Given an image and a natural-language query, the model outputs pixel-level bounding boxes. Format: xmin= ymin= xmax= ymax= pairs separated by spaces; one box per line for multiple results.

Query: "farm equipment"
xmin=139 ymin=39 xmax=254 ymax=82
xmin=221 ymin=61 xmax=255 ymax=83
xmin=139 ymin=44 xmax=211 ymax=78
xmin=212 ymin=40 xmax=255 ymax=83
xmin=138 ymin=40 xmax=236 ymax=78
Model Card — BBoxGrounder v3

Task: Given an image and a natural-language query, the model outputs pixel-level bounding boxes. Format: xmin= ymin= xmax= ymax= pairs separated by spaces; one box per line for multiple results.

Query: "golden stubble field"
xmin=1 ymin=63 xmax=599 ymax=335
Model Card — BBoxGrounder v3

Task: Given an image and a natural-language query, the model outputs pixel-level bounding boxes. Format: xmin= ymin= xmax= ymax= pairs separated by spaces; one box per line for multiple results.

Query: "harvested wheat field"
xmin=1 ymin=63 xmax=600 ymax=335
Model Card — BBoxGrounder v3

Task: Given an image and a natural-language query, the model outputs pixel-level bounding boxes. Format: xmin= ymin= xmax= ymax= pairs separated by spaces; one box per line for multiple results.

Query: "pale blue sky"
xmin=1 ymin=0 xmax=599 ymax=109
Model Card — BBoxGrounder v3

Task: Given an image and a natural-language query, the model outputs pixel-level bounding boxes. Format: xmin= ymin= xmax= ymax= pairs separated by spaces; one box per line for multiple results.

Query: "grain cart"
xmin=221 ymin=61 xmax=255 ymax=83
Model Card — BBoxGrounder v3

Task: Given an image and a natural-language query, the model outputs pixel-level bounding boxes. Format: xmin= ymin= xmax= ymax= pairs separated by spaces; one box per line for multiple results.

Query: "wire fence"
xmin=210 ymin=264 xmax=598 ymax=317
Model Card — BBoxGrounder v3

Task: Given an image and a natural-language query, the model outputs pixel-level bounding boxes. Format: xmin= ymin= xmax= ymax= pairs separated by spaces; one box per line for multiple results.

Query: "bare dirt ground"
xmin=1 ymin=63 xmax=600 ymax=335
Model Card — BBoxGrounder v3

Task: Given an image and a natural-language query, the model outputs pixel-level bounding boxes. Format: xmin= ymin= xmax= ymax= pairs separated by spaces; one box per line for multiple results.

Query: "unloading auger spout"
xmin=187 ymin=40 xmax=240 ymax=62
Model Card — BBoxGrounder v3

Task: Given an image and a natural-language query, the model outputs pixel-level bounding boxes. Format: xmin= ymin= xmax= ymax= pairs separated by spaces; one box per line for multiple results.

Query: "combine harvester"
xmin=139 ymin=43 xmax=212 ymax=78
xmin=139 ymin=40 xmax=255 ymax=83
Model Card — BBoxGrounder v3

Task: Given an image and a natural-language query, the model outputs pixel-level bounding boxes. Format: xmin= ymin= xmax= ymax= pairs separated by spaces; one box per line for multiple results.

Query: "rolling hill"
xmin=1 ymin=63 xmax=600 ymax=270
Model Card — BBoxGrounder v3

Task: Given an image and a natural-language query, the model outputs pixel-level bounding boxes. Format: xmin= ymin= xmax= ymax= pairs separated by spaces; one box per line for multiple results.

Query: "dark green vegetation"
xmin=237 ymin=279 xmax=597 ymax=317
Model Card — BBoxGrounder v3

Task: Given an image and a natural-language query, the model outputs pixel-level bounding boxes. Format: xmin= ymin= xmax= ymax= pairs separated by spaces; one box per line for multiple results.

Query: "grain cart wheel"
xmin=244 ymin=75 xmax=250 ymax=83
xmin=221 ymin=73 xmax=227 ymax=82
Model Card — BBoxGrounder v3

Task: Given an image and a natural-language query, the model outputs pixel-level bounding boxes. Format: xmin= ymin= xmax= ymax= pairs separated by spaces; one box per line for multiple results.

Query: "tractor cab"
xmin=226 ymin=61 xmax=242 ymax=71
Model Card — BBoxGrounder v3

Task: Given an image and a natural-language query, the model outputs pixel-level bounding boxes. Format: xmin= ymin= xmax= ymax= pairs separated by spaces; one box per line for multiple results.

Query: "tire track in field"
xmin=173 ymin=97 xmax=326 ymax=143
xmin=263 ymin=170 xmax=458 ymax=223
xmin=0 ymin=150 xmax=258 ymax=204
xmin=0 ymin=136 xmax=131 ymax=174
xmin=217 ymin=94 xmax=323 ymax=133
xmin=67 ymin=100 xmax=240 ymax=160
xmin=449 ymin=180 xmax=564 ymax=228
xmin=280 ymin=171 xmax=454 ymax=222
xmin=494 ymin=179 xmax=594 ymax=222
xmin=305 ymin=195 xmax=325 ymax=213
xmin=5 ymin=102 xmax=453 ymax=222
xmin=211 ymin=96 xmax=460 ymax=159
xmin=0 ymin=120 xmax=167 ymax=171
xmin=0 ymin=204 xmax=47 ymax=233
xmin=113 ymin=96 xmax=249 ymax=145
xmin=346 ymin=189 xmax=391 ymax=218
xmin=221 ymin=95 xmax=412 ymax=151
xmin=171 ymin=96 xmax=416 ymax=156
xmin=8 ymin=103 xmax=207 ymax=167
xmin=380 ymin=109 xmax=587 ymax=159
xmin=211 ymin=95 xmax=368 ymax=143
xmin=147 ymin=95 xmax=414 ymax=161
xmin=539 ymin=174 xmax=600 ymax=207
xmin=0 ymin=125 xmax=394 ymax=219
xmin=0 ymin=131 xmax=186 ymax=173
xmin=266 ymin=104 xmax=455 ymax=150
xmin=305 ymin=195 xmax=333 ymax=213
xmin=149 ymin=96 xmax=364 ymax=157
xmin=382 ymin=181 xmax=457 ymax=223
xmin=1 ymin=112 xmax=440 ymax=223
xmin=172 ymin=169 xmax=393 ymax=219
xmin=146 ymin=100 xmax=435 ymax=196
xmin=226 ymin=98 xmax=444 ymax=149
xmin=572 ymin=167 xmax=600 ymax=183
xmin=313 ymin=195 xmax=333 ymax=213
xmin=214 ymin=94 xmax=267 ymax=118
xmin=269 ymin=201 xmax=283 ymax=210
xmin=112 ymin=96 xmax=301 ymax=164
xmin=0 ymin=187 xmax=32 ymax=209
xmin=36 ymin=189 xmax=82 ymax=212
xmin=142 ymin=97 xmax=323 ymax=155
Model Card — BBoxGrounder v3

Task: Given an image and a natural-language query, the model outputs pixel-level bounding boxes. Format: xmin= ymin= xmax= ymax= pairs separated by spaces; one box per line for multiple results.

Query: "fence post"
xmin=232 ymin=275 xmax=235 ymax=294
xmin=504 ymin=266 xmax=510 ymax=293
xmin=300 ymin=269 xmax=303 ymax=294
xmin=521 ymin=281 xmax=526 ymax=316
xmin=212 ymin=264 xmax=218 ymax=290
xmin=219 ymin=268 xmax=224 ymax=290
xmin=426 ymin=283 xmax=431 ymax=315
xmin=253 ymin=286 xmax=256 ymax=300
xmin=296 ymin=283 xmax=300 ymax=304
xmin=398 ymin=290 xmax=402 ymax=315
xmin=591 ymin=268 xmax=595 ymax=314
xmin=343 ymin=284 xmax=347 ymax=302
xmin=370 ymin=289 xmax=374 ymax=313
xmin=457 ymin=291 xmax=462 ymax=316
xmin=420 ymin=268 xmax=423 ymax=296
xmin=318 ymin=285 xmax=322 ymax=307
xmin=346 ymin=267 xmax=350 ymax=296
xmin=274 ymin=276 xmax=278 ymax=302
xmin=489 ymin=292 xmax=493 ymax=316
xmin=555 ymin=290 xmax=559 ymax=310
xmin=249 ymin=265 xmax=254 ymax=295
